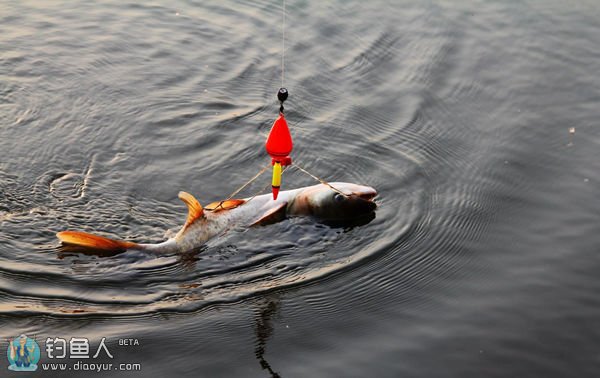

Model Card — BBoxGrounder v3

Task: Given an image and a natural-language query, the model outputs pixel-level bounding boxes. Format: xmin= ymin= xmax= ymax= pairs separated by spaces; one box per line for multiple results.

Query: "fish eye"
xmin=334 ymin=193 xmax=345 ymax=202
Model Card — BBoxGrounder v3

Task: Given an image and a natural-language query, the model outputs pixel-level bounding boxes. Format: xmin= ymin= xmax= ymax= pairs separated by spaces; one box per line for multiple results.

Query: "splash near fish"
xmin=57 ymin=183 xmax=377 ymax=254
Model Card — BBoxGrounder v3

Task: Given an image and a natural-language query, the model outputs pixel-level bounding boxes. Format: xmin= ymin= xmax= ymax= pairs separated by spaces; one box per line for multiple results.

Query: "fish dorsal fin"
xmin=205 ymin=199 xmax=246 ymax=213
xmin=177 ymin=191 xmax=204 ymax=236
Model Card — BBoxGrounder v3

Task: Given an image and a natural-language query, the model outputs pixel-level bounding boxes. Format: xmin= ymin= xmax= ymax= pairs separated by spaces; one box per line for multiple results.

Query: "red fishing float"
xmin=265 ymin=88 xmax=292 ymax=200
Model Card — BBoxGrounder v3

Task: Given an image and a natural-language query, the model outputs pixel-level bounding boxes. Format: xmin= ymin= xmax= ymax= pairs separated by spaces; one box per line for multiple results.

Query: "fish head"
xmin=295 ymin=182 xmax=377 ymax=221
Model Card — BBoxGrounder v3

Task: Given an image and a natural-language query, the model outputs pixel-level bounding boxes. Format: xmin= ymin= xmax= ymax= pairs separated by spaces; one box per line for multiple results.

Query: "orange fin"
xmin=250 ymin=202 xmax=288 ymax=227
xmin=205 ymin=199 xmax=246 ymax=213
xmin=56 ymin=231 xmax=139 ymax=252
xmin=177 ymin=191 xmax=204 ymax=236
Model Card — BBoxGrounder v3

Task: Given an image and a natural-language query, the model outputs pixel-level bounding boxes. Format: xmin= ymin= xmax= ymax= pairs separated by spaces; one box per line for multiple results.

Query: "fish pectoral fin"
xmin=250 ymin=202 xmax=288 ymax=227
xmin=57 ymin=231 xmax=139 ymax=252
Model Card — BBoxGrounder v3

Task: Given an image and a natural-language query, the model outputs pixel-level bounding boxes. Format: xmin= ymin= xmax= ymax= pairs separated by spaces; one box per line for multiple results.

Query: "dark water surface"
xmin=2 ymin=0 xmax=600 ymax=376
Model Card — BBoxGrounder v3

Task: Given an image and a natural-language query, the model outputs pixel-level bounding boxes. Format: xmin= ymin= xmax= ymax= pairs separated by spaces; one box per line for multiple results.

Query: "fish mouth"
xmin=352 ymin=189 xmax=378 ymax=202
xmin=348 ymin=190 xmax=378 ymax=213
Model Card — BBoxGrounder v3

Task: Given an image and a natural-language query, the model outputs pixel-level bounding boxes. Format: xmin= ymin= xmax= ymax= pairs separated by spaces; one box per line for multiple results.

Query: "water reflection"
xmin=254 ymin=297 xmax=282 ymax=378
xmin=57 ymin=244 xmax=125 ymax=258
xmin=320 ymin=211 xmax=377 ymax=229
xmin=176 ymin=247 xmax=205 ymax=271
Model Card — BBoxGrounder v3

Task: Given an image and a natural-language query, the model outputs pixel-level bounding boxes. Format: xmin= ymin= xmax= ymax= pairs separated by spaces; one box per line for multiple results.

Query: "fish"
xmin=56 ymin=182 xmax=377 ymax=254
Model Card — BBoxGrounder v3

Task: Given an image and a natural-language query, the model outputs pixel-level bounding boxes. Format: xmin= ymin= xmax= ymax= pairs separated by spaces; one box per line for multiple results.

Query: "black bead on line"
xmin=278 ymin=87 xmax=288 ymax=113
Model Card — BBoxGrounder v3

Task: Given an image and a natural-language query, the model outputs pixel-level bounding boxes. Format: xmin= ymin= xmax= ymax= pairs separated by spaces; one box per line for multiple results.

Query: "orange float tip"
xmin=272 ymin=186 xmax=280 ymax=200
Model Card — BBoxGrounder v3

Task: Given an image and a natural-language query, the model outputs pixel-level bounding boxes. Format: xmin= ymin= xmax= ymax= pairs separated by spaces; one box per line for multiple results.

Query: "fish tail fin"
xmin=56 ymin=231 xmax=141 ymax=253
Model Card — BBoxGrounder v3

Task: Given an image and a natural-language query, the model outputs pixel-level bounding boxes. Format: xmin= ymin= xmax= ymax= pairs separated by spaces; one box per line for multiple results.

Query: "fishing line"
xmin=214 ymin=164 xmax=289 ymax=211
xmin=225 ymin=163 xmax=271 ymax=201
xmin=248 ymin=165 xmax=290 ymax=202
xmin=230 ymin=1 xmax=343 ymax=201
xmin=272 ymin=1 xmax=347 ymax=198
xmin=281 ymin=0 xmax=285 ymax=88
xmin=292 ymin=162 xmax=349 ymax=197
